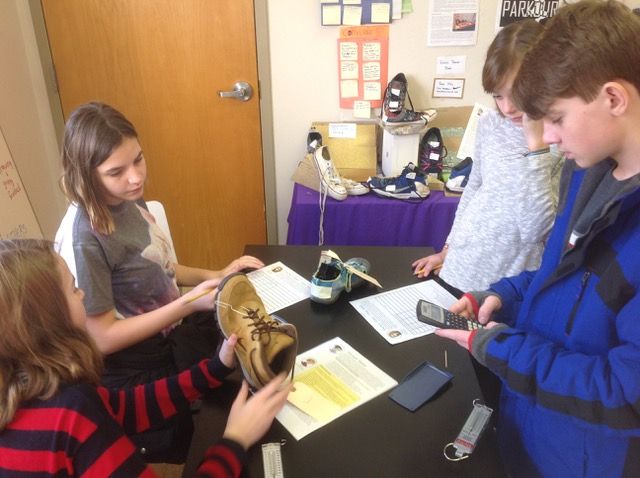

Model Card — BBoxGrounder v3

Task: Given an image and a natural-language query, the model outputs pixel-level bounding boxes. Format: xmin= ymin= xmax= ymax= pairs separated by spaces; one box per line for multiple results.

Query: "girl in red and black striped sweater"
xmin=0 ymin=239 xmax=291 ymax=477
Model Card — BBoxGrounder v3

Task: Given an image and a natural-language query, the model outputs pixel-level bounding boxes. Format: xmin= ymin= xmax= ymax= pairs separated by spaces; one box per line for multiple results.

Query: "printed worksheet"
xmin=350 ymin=280 xmax=456 ymax=344
xmin=247 ymin=262 xmax=310 ymax=313
xmin=278 ymin=337 xmax=397 ymax=440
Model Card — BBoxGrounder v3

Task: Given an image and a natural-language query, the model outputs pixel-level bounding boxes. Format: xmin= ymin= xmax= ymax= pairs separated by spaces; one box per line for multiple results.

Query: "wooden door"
xmin=41 ymin=0 xmax=266 ymax=270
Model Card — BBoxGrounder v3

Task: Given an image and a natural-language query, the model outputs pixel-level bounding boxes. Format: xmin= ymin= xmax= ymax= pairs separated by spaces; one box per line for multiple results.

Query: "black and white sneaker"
xmin=381 ymin=73 xmax=426 ymax=125
xmin=307 ymin=127 xmax=323 ymax=153
xmin=418 ymin=127 xmax=448 ymax=179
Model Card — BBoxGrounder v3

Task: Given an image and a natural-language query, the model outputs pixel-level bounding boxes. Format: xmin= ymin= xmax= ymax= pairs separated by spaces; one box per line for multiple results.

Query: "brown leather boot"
xmin=216 ymin=273 xmax=298 ymax=389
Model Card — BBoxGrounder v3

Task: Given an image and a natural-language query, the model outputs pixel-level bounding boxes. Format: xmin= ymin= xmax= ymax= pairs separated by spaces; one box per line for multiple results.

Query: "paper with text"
xmin=0 ymin=127 xmax=42 ymax=240
xmin=457 ymin=102 xmax=490 ymax=160
xmin=353 ymin=100 xmax=371 ymax=118
xmin=436 ymin=55 xmax=466 ymax=75
xmin=343 ymin=6 xmax=362 ymax=25
xmin=350 ymin=280 xmax=456 ymax=344
xmin=278 ymin=337 xmax=397 ymax=440
xmin=427 ymin=0 xmax=478 ymax=47
xmin=246 ymin=262 xmax=310 ymax=314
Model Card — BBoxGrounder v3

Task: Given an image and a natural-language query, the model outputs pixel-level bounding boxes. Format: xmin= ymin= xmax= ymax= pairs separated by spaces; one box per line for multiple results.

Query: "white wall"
xmin=0 ymin=0 xmax=66 ymax=239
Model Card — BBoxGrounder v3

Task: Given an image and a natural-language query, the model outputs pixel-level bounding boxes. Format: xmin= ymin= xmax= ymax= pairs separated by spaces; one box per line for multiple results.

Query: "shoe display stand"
xmin=381 ymin=121 xmax=430 ymax=176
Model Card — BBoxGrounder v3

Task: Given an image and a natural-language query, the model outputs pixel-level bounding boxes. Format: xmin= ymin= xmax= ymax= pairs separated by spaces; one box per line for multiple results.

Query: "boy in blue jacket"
xmin=436 ymin=1 xmax=640 ymax=476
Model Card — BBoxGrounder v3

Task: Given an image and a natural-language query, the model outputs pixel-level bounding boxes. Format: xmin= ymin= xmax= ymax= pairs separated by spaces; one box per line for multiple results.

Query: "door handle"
xmin=217 ymin=81 xmax=253 ymax=101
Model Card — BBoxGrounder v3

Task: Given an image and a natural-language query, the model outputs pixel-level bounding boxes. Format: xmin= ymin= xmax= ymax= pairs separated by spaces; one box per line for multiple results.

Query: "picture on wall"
xmin=496 ymin=0 xmax=559 ymax=30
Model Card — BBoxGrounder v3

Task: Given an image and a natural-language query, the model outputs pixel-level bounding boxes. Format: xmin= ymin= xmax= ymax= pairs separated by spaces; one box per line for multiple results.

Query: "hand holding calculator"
xmin=416 ymin=299 xmax=484 ymax=331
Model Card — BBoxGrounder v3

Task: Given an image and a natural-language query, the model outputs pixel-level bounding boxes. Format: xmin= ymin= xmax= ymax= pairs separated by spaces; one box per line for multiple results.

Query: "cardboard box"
xmin=311 ymin=121 xmax=378 ymax=181
xmin=427 ymin=176 xmax=445 ymax=191
xmin=291 ymin=153 xmax=321 ymax=192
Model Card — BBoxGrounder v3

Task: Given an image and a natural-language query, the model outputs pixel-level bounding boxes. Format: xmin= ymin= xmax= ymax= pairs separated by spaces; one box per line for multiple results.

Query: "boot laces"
xmin=242 ymin=308 xmax=279 ymax=343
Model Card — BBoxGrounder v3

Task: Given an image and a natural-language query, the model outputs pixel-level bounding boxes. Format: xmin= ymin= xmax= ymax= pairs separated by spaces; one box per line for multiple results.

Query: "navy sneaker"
xmin=418 ymin=127 xmax=448 ymax=179
xmin=367 ymin=162 xmax=430 ymax=200
xmin=446 ymin=157 xmax=473 ymax=193
xmin=381 ymin=73 xmax=426 ymax=125
xmin=310 ymin=252 xmax=371 ymax=304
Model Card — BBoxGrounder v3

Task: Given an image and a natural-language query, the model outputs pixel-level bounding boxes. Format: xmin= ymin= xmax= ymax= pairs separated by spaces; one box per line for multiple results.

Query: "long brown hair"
xmin=482 ymin=19 xmax=543 ymax=95
xmin=61 ymin=102 xmax=138 ymax=235
xmin=0 ymin=239 xmax=102 ymax=430
xmin=513 ymin=0 xmax=640 ymax=119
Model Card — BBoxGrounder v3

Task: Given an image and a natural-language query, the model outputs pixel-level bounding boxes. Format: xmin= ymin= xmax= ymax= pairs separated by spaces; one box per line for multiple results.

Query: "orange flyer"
xmin=337 ymin=25 xmax=389 ymax=109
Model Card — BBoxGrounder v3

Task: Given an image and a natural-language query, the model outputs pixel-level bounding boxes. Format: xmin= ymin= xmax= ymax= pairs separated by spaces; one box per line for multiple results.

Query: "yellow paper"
xmin=288 ymin=365 xmax=359 ymax=422
xmin=341 ymin=61 xmax=359 ymax=80
xmin=363 ymin=42 xmax=381 ymax=61
xmin=287 ymin=382 xmax=342 ymax=422
xmin=371 ymin=3 xmax=391 ymax=23
xmin=342 ymin=6 xmax=362 ymax=26
xmin=362 ymin=62 xmax=380 ymax=81
xmin=322 ymin=5 xmax=341 ymax=25
xmin=353 ymin=100 xmax=371 ymax=119
xmin=340 ymin=79 xmax=359 ymax=98
xmin=340 ymin=42 xmax=358 ymax=61
xmin=363 ymin=81 xmax=381 ymax=100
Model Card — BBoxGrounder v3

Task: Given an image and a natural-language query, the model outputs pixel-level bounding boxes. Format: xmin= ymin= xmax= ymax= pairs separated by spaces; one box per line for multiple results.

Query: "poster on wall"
xmin=496 ymin=0 xmax=560 ymax=30
xmin=427 ymin=0 xmax=479 ymax=47
xmin=337 ymin=25 xmax=389 ymax=109
xmin=0 ymin=128 xmax=42 ymax=240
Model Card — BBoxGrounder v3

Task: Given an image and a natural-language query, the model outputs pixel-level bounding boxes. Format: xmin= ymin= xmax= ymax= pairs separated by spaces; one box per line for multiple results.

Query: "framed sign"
xmin=432 ymin=78 xmax=465 ymax=99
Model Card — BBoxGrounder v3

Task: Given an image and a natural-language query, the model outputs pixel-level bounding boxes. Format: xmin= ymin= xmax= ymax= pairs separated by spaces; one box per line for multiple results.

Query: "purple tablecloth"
xmin=286 ymin=183 xmax=460 ymax=249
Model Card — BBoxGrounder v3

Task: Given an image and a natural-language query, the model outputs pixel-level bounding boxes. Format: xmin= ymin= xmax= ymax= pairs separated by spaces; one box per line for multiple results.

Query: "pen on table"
xmin=444 ymin=349 xmax=448 ymax=369
xmin=184 ymin=288 xmax=214 ymax=304
xmin=417 ymin=264 xmax=443 ymax=275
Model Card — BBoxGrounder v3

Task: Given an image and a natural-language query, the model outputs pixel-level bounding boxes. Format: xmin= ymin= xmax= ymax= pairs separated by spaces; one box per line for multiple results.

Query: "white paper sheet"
xmin=350 ymin=280 xmax=457 ymax=344
xmin=246 ymin=261 xmax=310 ymax=314
xmin=436 ymin=55 xmax=466 ymax=76
xmin=456 ymin=102 xmax=492 ymax=160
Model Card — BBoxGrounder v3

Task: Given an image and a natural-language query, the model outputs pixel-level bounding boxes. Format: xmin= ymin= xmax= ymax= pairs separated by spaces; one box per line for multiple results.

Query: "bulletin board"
xmin=0 ymin=127 xmax=42 ymax=239
xmin=337 ymin=25 xmax=389 ymax=109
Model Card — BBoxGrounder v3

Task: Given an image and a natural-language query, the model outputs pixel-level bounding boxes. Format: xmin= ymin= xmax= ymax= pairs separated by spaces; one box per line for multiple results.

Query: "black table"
xmin=183 ymin=245 xmax=505 ymax=477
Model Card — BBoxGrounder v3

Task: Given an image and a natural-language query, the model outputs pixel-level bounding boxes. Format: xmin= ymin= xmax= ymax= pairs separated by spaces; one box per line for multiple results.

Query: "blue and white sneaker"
xmin=367 ymin=162 xmax=430 ymax=200
xmin=445 ymin=157 xmax=473 ymax=193
xmin=310 ymin=252 xmax=371 ymax=304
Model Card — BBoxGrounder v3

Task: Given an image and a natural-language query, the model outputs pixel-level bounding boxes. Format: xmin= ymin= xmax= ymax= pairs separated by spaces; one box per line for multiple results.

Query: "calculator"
xmin=416 ymin=299 xmax=484 ymax=331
